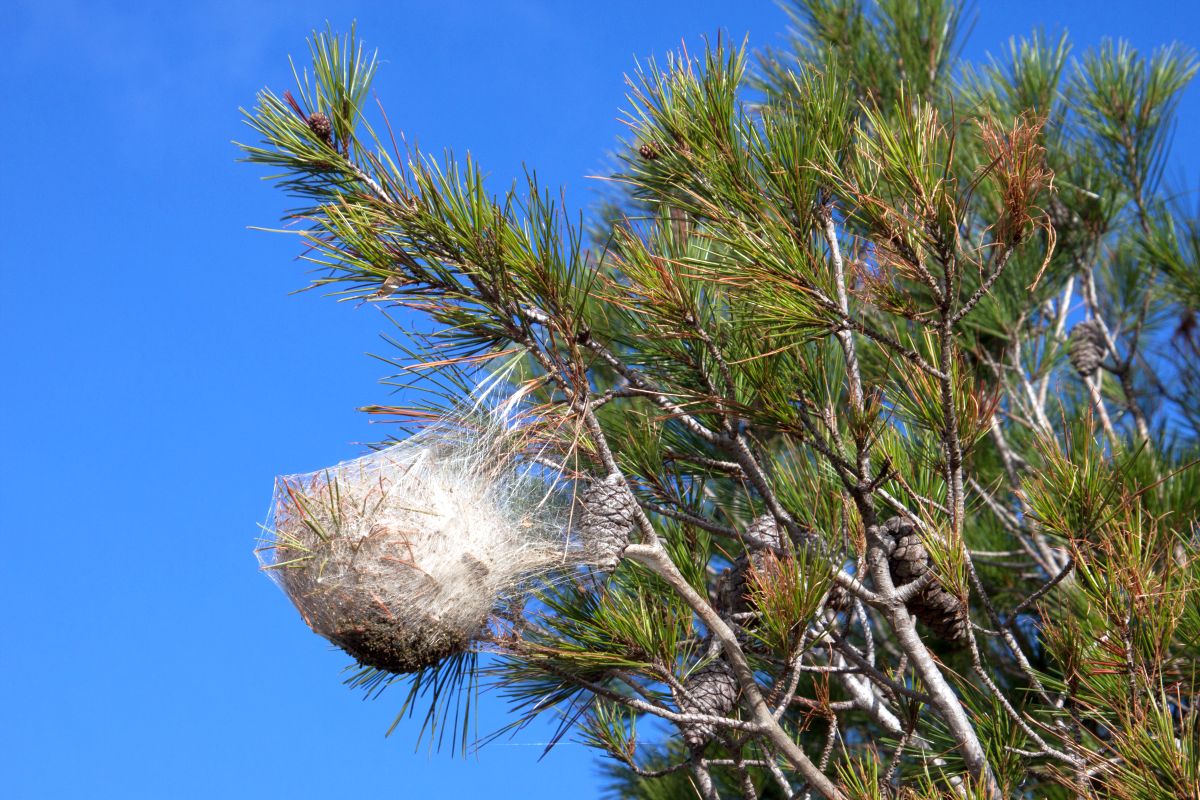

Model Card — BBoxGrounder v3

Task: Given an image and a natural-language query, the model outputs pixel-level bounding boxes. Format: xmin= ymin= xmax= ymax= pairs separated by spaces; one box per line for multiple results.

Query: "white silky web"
xmin=258 ymin=412 xmax=583 ymax=674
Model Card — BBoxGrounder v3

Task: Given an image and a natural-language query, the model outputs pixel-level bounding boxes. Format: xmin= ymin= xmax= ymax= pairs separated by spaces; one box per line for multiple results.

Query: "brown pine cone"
xmin=579 ymin=478 xmax=636 ymax=572
xmin=1067 ymin=320 xmax=1107 ymax=377
xmin=1047 ymin=195 xmax=1073 ymax=233
xmin=882 ymin=516 xmax=969 ymax=645
xmin=677 ymin=660 xmax=739 ymax=750
xmin=825 ymin=581 xmax=852 ymax=613
xmin=307 ymin=111 xmax=333 ymax=143
xmin=912 ymin=584 xmax=971 ymax=643
xmin=716 ymin=557 xmax=751 ymax=617
xmin=716 ymin=515 xmax=783 ymax=618
xmin=743 ymin=514 xmax=784 ymax=553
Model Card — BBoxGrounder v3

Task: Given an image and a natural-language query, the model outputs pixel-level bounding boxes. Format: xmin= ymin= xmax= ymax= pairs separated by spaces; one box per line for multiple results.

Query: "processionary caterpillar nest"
xmin=258 ymin=416 xmax=593 ymax=674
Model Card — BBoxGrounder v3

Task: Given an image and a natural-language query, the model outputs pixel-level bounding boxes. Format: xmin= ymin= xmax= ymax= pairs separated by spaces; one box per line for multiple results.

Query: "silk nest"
xmin=259 ymin=414 xmax=589 ymax=674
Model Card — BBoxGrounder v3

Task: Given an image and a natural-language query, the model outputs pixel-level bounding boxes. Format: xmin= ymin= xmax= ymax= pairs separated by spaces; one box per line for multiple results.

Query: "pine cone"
xmin=882 ymin=517 xmax=968 ymax=645
xmin=887 ymin=519 xmax=930 ymax=584
xmin=1067 ymin=320 xmax=1107 ymax=377
xmin=638 ymin=142 xmax=659 ymax=160
xmin=716 ymin=515 xmax=782 ymax=618
xmin=912 ymin=584 xmax=970 ymax=643
xmin=744 ymin=515 xmax=851 ymax=612
xmin=716 ymin=556 xmax=752 ymax=617
xmin=743 ymin=514 xmax=784 ymax=553
xmin=307 ymin=111 xmax=333 ymax=143
xmin=825 ymin=581 xmax=851 ymax=613
xmin=677 ymin=660 xmax=738 ymax=750
xmin=579 ymin=478 xmax=636 ymax=572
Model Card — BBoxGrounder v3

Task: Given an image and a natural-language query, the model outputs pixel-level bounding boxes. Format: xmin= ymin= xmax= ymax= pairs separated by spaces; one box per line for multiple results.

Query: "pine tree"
xmin=240 ymin=5 xmax=1200 ymax=798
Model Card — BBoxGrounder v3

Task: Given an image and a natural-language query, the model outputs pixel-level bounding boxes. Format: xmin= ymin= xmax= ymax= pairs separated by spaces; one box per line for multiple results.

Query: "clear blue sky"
xmin=2 ymin=2 xmax=1197 ymax=798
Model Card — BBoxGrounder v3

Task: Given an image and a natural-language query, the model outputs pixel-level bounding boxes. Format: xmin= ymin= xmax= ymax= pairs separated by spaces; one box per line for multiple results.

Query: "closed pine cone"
xmin=716 ymin=557 xmax=753 ymax=617
xmin=825 ymin=581 xmax=851 ymax=613
xmin=579 ymin=478 xmax=636 ymax=572
xmin=306 ymin=111 xmax=333 ymax=143
xmin=716 ymin=515 xmax=783 ymax=618
xmin=1068 ymin=320 xmax=1107 ymax=377
xmin=743 ymin=514 xmax=784 ymax=553
xmin=677 ymin=660 xmax=739 ymax=750
xmin=882 ymin=516 xmax=969 ymax=645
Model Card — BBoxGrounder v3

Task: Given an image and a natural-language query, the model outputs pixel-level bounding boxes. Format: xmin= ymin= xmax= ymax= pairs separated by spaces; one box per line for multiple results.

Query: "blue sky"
xmin=2 ymin=2 xmax=1197 ymax=798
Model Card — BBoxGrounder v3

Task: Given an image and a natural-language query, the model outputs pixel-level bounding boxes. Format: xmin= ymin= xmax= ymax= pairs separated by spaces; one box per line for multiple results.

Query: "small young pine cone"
xmin=1067 ymin=320 xmax=1107 ymax=377
xmin=677 ymin=660 xmax=738 ymax=750
xmin=307 ymin=111 xmax=333 ymax=143
xmin=579 ymin=478 xmax=636 ymax=572
xmin=638 ymin=142 xmax=659 ymax=160
xmin=881 ymin=516 xmax=968 ymax=645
